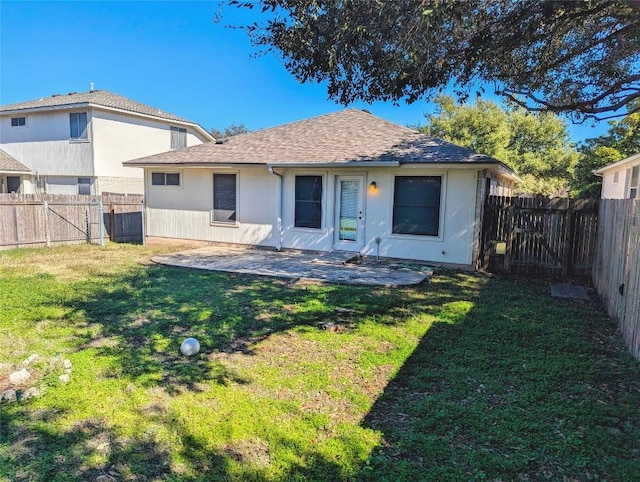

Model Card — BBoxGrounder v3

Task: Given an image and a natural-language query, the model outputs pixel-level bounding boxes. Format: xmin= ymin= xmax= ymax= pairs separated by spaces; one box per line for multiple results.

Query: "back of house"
xmin=124 ymin=109 xmax=519 ymax=267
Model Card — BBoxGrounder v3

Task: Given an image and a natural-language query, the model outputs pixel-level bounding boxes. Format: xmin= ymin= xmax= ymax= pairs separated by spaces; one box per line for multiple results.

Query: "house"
xmin=0 ymin=90 xmax=213 ymax=195
xmin=0 ymin=149 xmax=32 ymax=193
xmin=124 ymin=109 xmax=519 ymax=267
xmin=594 ymin=153 xmax=640 ymax=199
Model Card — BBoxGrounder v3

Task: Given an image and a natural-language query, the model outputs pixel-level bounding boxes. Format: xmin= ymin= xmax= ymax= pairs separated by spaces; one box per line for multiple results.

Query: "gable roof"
xmin=124 ymin=109 xmax=518 ymax=178
xmin=593 ymin=153 xmax=640 ymax=176
xmin=1 ymin=90 xmax=213 ymax=139
xmin=0 ymin=149 xmax=31 ymax=173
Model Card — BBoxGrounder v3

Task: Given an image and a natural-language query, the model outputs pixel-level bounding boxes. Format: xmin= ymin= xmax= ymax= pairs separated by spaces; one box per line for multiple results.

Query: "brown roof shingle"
xmin=124 ymin=109 xmax=510 ymax=170
xmin=0 ymin=149 xmax=31 ymax=173
xmin=1 ymin=90 xmax=193 ymax=124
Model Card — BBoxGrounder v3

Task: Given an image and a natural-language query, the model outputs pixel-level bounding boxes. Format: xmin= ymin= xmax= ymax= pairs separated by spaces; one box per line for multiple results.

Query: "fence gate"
xmin=480 ymin=196 xmax=599 ymax=278
xmin=45 ymin=201 xmax=104 ymax=246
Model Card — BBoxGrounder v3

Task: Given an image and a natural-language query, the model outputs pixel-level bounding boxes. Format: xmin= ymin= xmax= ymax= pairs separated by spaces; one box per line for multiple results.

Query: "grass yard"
xmin=0 ymin=244 xmax=639 ymax=481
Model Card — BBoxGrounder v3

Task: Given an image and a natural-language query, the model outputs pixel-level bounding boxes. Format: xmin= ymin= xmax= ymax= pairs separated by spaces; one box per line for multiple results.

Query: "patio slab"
xmin=152 ymin=246 xmax=429 ymax=287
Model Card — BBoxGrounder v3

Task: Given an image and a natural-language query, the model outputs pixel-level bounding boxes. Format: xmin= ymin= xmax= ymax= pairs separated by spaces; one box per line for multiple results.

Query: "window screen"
xmin=70 ymin=112 xmax=88 ymax=139
xmin=213 ymin=173 xmax=237 ymax=222
xmin=295 ymin=175 xmax=322 ymax=229
xmin=151 ymin=172 xmax=180 ymax=186
xmin=78 ymin=177 xmax=91 ymax=195
xmin=170 ymin=126 xmax=187 ymax=150
xmin=392 ymin=176 xmax=441 ymax=236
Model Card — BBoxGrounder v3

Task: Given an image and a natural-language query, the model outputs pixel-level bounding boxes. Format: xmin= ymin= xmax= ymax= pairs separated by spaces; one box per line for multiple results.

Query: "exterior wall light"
xmin=369 ymin=181 xmax=377 ymax=193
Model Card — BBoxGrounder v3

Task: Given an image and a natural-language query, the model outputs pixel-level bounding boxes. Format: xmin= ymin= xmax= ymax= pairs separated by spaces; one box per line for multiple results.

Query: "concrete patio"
xmin=151 ymin=246 xmax=430 ymax=287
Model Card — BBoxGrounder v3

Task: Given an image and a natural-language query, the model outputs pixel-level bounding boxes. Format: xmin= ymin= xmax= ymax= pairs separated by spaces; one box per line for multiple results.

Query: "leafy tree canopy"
xmin=419 ymin=95 xmax=579 ymax=196
xmin=570 ymin=101 xmax=640 ymax=197
xmin=210 ymin=123 xmax=250 ymax=139
xmin=232 ymin=0 xmax=640 ymax=121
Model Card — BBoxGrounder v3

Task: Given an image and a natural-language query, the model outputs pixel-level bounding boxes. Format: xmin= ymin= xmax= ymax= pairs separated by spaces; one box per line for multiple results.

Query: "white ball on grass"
xmin=180 ymin=337 xmax=200 ymax=356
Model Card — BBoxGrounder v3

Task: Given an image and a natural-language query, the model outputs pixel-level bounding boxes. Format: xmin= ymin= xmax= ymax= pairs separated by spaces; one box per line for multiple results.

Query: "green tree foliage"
xmin=210 ymin=123 xmax=250 ymax=139
xmin=421 ymin=96 xmax=578 ymax=195
xmin=232 ymin=0 xmax=640 ymax=121
xmin=571 ymin=102 xmax=640 ymax=198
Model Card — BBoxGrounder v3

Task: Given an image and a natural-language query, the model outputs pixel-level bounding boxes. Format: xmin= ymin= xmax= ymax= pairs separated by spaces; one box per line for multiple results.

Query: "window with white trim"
xmin=11 ymin=117 xmax=26 ymax=127
xmin=630 ymin=165 xmax=639 ymax=199
xmin=170 ymin=126 xmax=187 ymax=150
xmin=151 ymin=172 xmax=180 ymax=186
xmin=70 ymin=112 xmax=88 ymax=140
xmin=294 ymin=175 xmax=323 ymax=229
xmin=392 ymin=176 xmax=442 ymax=236
xmin=213 ymin=173 xmax=237 ymax=223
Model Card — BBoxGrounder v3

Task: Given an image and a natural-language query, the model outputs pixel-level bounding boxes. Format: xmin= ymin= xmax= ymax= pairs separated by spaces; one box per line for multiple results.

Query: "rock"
xmin=9 ymin=368 xmax=31 ymax=385
xmin=63 ymin=359 xmax=72 ymax=370
xmin=318 ymin=322 xmax=344 ymax=333
xmin=22 ymin=387 xmax=41 ymax=400
xmin=1 ymin=389 xmax=17 ymax=402
xmin=22 ymin=354 xmax=39 ymax=366
xmin=59 ymin=374 xmax=70 ymax=384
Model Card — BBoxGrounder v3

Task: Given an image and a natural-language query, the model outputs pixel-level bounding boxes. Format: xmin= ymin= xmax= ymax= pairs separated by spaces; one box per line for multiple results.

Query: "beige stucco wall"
xmin=145 ymin=165 xmax=484 ymax=266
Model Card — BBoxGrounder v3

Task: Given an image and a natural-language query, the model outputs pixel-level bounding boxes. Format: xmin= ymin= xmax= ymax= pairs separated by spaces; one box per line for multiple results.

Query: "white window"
xmin=392 ymin=176 xmax=442 ymax=236
xmin=170 ymin=126 xmax=187 ymax=150
xmin=212 ymin=173 xmax=237 ymax=223
xmin=151 ymin=172 xmax=180 ymax=186
xmin=78 ymin=177 xmax=91 ymax=195
xmin=613 ymin=172 xmax=619 ymax=184
xmin=70 ymin=112 xmax=88 ymax=140
xmin=11 ymin=117 xmax=26 ymax=127
xmin=630 ymin=165 xmax=639 ymax=199
xmin=294 ymin=175 xmax=323 ymax=229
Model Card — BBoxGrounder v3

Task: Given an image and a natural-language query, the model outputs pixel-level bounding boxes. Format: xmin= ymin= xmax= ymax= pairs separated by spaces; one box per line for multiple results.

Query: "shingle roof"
xmin=0 ymin=90 xmax=192 ymax=123
xmin=123 ymin=109 xmax=513 ymax=172
xmin=0 ymin=149 xmax=31 ymax=173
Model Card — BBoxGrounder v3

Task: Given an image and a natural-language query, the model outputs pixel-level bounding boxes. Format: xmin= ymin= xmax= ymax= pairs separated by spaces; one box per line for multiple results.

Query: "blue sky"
xmin=1 ymin=1 xmax=609 ymax=142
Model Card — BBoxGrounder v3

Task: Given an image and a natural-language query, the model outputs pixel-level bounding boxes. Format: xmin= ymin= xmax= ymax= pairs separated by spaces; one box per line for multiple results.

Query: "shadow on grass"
xmin=66 ymin=263 xmax=440 ymax=393
xmin=7 ymin=256 xmax=637 ymax=481
xmin=356 ymin=276 xmax=640 ymax=481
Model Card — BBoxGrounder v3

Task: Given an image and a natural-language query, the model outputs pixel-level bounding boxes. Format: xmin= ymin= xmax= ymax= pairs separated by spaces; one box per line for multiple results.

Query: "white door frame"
xmin=333 ymin=175 xmax=365 ymax=251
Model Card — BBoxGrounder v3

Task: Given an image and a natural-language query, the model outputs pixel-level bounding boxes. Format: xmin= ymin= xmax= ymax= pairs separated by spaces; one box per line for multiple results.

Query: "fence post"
xmin=110 ymin=202 xmax=116 ymax=242
xmin=141 ymin=200 xmax=146 ymax=245
xmin=43 ymin=200 xmax=51 ymax=247
xmin=503 ymin=201 xmax=515 ymax=274
xmin=562 ymin=202 xmax=575 ymax=279
xmin=86 ymin=208 xmax=91 ymax=244
xmin=98 ymin=200 xmax=105 ymax=246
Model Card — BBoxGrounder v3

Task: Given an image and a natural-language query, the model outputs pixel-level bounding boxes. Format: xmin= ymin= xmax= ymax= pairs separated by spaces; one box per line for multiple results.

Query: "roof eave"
xmin=593 ymin=152 xmax=640 ymax=176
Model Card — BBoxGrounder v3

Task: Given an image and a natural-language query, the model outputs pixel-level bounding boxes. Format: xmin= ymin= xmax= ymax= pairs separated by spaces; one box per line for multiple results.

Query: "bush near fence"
xmin=592 ymin=198 xmax=640 ymax=360
xmin=0 ymin=193 xmax=144 ymax=249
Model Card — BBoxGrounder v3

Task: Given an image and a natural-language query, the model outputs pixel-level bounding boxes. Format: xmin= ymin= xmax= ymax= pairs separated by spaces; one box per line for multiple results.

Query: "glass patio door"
xmin=334 ymin=176 xmax=364 ymax=250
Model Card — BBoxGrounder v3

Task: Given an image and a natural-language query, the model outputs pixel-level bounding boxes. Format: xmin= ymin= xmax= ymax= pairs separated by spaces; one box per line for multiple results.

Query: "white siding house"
xmin=594 ymin=153 xmax=640 ymax=199
xmin=125 ymin=110 xmax=519 ymax=267
xmin=0 ymin=90 xmax=213 ymax=195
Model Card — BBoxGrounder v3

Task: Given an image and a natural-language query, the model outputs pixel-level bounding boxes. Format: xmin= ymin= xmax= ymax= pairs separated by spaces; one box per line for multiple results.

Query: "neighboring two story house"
xmin=0 ymin=90 xmax=213 ymax=194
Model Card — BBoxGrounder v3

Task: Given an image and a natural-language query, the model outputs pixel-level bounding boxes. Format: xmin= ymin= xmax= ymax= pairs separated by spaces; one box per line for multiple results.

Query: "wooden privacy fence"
xmin=592 ymin=199 xmax=640 ymax=360
xmin=480 ymin=196 xmax=599 ymax=278
xmin=0 ymin=194 xmax=144 ymax=249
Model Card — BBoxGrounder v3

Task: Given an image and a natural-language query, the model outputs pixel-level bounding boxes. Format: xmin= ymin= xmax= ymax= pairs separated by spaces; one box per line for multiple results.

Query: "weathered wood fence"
xmin=480 ymin=196 xmax=599 ymax=278
xmin=0 ymin=194 xmax=144 ymax=249
xmin=592 ymin=199 xmax=640 ymax=360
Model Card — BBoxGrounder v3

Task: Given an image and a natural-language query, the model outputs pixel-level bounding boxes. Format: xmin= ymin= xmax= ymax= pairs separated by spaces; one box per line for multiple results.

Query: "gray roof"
xmin=1 ymin=90 xmax=192 ymax=124
xmin=124 ymin=109 xmax=514 ymax=173
xmin=0 ymin=149 xmax=31 ymax=173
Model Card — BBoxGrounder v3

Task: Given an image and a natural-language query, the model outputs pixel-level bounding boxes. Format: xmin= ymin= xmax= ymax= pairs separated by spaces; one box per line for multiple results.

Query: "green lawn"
xmin=0 ymin=244 xmax=639 ymax=481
